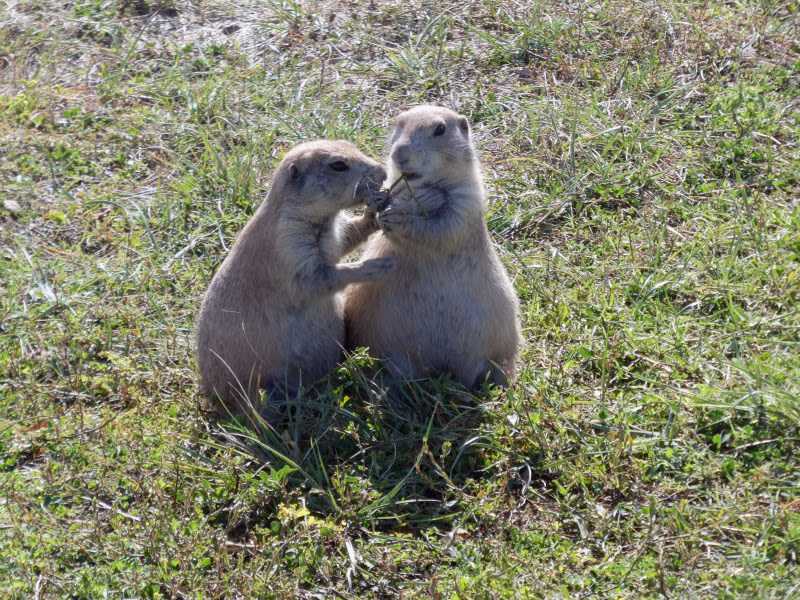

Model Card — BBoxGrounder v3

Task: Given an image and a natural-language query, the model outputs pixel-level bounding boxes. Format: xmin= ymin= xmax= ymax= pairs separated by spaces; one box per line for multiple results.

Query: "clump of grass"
xmin=208 ymin=352 xmax=493 ymax=529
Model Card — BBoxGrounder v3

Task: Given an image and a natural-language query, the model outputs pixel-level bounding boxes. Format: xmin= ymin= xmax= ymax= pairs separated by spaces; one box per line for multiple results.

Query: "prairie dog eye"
xmin=433 ymin=123 xmax=446 ymax=136
xmin=329 ymin=161 xmax=349 ymax=172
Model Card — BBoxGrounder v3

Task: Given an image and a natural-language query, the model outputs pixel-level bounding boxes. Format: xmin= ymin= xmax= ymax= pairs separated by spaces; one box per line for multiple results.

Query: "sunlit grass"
xmin=1 ymin=0 xmax=798 ymax=597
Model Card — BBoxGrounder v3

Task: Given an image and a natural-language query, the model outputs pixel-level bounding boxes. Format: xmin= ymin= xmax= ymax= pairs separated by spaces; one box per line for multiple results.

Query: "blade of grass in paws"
xmin=386 ymin=175 xmax=429 ymax=219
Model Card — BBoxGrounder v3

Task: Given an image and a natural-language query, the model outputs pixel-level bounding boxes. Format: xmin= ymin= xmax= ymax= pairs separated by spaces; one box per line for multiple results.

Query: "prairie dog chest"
xmin=395 ymin=247 xmax=481 ymax=298
xmin=319 ymin=214 xmax=346 ymax=263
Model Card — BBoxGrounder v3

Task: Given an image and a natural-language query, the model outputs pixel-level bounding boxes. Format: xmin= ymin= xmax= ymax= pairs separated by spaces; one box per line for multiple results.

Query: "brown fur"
xmin=344 ymin=106 xmax=522 ymax=388
xmin=196 ymin=140 xmax=392 ymax=412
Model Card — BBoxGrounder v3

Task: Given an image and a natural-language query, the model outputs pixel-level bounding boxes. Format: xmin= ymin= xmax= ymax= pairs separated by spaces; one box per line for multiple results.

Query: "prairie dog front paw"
xmin=354 ymin=257 xmax=396 ymax=281
xmin=365 ymin=188 xmax=391 ymax=214
xmin=376 ymin=205 xmax=409 ymax=234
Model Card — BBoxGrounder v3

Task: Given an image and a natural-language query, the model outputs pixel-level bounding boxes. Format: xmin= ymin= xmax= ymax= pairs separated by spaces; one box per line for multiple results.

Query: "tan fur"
xmin=344 ymin=106 xmax=522 ymax=388
xmin=196 ymin=140 xmax=392 ymax=411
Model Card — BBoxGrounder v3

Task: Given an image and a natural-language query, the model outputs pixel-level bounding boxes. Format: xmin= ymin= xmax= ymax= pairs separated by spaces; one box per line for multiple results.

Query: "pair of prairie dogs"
xmin=196 ymin=106 xmax=522 ymax=412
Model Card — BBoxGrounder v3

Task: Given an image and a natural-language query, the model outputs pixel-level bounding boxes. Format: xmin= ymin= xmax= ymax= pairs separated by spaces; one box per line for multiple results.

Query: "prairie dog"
xmin=196 ymin=140 xmax=393 ymax=411
xmin=344 ymin=106 xmax=522 ymax=388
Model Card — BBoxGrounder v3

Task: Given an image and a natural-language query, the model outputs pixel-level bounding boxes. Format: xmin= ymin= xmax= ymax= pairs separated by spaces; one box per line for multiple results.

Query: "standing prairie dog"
xmin=196 ymin=140 xmax=393 ymax=412
xmin=345 ymin=106 xmax=522 ymax=388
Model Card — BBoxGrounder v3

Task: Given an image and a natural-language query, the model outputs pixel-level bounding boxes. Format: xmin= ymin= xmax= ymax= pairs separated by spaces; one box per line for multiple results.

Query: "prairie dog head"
xmin=273 ymin=140 xmax=386 ymax=222
xmin=387 ymin=106 xmax=478 ymax=186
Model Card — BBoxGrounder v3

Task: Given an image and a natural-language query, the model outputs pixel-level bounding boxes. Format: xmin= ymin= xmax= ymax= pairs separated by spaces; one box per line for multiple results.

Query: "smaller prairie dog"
xmin=345 ymin=106 xmax=522 ymax=388
xmin=196 ymin=140 xmax=393 ymax=412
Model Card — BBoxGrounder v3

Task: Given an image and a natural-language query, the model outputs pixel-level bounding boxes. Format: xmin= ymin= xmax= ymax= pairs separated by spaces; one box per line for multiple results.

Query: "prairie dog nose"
xmin=373 ymin=163 xmax=387 ymax=181
xmin=392 ymin=144 xmax=410 ymax=166
xmin=362 ymin=163 xmax=386 ymax=187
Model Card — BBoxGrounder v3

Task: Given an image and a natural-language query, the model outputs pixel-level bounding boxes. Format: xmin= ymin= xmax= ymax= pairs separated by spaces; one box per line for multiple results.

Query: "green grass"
xmin=1 ymin=0 xmax=798 ymax=597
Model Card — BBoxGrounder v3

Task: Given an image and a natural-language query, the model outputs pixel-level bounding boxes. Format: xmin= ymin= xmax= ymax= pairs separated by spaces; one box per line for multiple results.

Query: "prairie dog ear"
xmin=388 ymin=120 xmax=401 ymax=143
xmin=289 ymin=163 xmax=300 ymax=181
xmin=457 ymin=116 xmax=469 ymax=135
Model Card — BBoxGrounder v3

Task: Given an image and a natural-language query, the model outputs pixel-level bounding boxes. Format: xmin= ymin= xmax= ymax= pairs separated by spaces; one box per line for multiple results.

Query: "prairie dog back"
xmin=345 ymin=106 xmax=522 ymax=388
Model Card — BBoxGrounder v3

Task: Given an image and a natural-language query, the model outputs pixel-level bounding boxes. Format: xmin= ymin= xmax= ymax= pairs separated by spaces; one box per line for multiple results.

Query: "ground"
xmin=1 ymin=0 xmax=798 ymax=597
